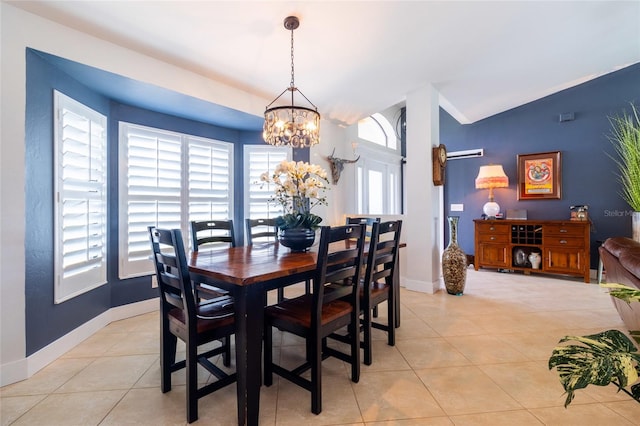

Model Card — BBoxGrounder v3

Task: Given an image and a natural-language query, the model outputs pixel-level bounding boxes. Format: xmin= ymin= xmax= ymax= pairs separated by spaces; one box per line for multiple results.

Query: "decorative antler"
xmin=326 ymin=148 xmax=360 ymax=184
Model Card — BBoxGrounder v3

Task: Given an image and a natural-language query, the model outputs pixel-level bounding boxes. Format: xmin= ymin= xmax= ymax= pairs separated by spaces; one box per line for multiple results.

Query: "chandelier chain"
xmin=290 ymin=27 xmax=295 ymax=89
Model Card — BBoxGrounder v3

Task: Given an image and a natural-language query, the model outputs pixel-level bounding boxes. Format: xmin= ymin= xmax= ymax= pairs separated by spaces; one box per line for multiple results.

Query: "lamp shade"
xmin=475 ymin=164 xmax=509 ymax=189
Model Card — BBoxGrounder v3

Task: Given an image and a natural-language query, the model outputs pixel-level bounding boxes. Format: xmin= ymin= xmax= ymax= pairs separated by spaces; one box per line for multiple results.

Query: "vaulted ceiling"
xmin=12 ymin=1 xmax=640 ymax=127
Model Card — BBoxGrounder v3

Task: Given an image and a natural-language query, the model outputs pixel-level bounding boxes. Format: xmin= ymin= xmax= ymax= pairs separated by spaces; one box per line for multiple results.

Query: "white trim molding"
xmin=0 ymin=298 xmax=157 ymax=387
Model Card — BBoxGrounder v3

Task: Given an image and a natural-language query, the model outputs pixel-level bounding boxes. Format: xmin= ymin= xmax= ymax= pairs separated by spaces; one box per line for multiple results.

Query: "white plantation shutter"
xmin=119 ymin=123 xmax=233 ymax=278
xmin=189 ymin=137 xmax=233 ymax=222
xmin=119 ymin=123 xmax=182 ymax=278
xmin=54 ymin=91 xmax=107 ymax=303
xmin=244 ymin=146 xmax=290 ymax=219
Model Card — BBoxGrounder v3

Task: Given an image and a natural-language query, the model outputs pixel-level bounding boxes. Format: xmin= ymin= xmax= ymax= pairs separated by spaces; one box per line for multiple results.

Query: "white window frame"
xmin=355 ymin=144 xmax=402 ymax=215
xmin=118 ymin=122 xmax=233 ymax=279
xmin=54 ymin=91 xmax=107 ymax=303
xmin=243 ymin=145 xmax=291 ymax=220
xmin=357 ymin=113 xmax=398 ymax=150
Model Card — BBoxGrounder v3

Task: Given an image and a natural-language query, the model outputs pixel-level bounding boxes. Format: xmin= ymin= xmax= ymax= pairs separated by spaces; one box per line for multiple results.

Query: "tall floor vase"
xmin=442 ymin=216 xmax=467 ymax=295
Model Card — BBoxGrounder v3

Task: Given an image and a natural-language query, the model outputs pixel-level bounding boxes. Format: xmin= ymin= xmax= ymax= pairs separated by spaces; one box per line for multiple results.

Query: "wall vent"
xmin=446 ymin=148 xmax=484 ymax=160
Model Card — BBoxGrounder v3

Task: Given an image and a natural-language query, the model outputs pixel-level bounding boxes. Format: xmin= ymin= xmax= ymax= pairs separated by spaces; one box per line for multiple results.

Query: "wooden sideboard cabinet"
xmin=474 ymin=219 xmax=591 ymax=283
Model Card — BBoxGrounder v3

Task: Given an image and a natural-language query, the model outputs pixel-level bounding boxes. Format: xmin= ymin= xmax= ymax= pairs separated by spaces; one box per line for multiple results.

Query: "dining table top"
xmin=188 ymin=242 xmax=319 ymax=286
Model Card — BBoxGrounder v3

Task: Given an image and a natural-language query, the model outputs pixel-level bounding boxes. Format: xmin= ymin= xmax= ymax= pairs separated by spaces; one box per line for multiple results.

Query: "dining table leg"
xmin=234 ymin=284 xmax=264 ymax=426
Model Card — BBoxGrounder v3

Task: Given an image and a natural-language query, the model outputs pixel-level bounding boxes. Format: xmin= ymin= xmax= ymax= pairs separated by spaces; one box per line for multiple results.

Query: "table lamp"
xmin=475 ymin=164 xmax=509 ymax=218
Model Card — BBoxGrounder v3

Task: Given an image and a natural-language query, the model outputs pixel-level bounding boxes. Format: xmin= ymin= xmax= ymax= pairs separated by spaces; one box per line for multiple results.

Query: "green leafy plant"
xmin=607 ymin=103 xmax=640 ymax=211
xmin=260 ymin=160 xmax=329 ymax=230
xmin=549 ymin=284 xmax=640 ymax=407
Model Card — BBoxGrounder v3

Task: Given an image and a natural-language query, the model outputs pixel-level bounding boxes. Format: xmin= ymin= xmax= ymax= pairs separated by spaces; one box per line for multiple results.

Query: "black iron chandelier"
xmin=263 ymin=16 xmax=320 ymax=148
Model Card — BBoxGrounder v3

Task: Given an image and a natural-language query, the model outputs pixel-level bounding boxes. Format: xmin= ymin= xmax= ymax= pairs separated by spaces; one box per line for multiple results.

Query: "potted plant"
xmin=260 ymin=160 xmax=329 ymax=251
xmin=549 ymin=283 xmax=640 ymax=406
xmin=607 ymin=103 xmax=640 ymax=241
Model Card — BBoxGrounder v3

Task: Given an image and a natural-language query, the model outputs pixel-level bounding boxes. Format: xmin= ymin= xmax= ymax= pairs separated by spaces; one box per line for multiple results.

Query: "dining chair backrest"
xmin=191 ymin=219 xmax=236 ymax=251
xmin=364 ymin=220 xmax=403 ymax=291
xmin=313 ymin=224 xmax=367 ymax=319
xmin=346 ymin=216 xmax=380 ymax=238
xmin=149 ymin=226 xmax=196 ymax=315
xmin=245 ymin=218 xmax=277 ymax=245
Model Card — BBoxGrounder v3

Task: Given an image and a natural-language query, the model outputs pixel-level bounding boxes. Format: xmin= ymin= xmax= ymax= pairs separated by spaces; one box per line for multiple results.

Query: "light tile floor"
xmin=3 ymin=269 xmax=640 ymax=425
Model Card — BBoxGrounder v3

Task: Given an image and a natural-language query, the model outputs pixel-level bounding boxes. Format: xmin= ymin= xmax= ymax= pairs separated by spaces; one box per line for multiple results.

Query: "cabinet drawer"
xmin=476 ymin=223 xmax=510 ymax=234
xmin=544 ymin=236 xmax=585 ymax=248
xmin=477 ymin=233 xmax=509 ymax=243
xmin=544 ymin=224 xmax=585 ymax=237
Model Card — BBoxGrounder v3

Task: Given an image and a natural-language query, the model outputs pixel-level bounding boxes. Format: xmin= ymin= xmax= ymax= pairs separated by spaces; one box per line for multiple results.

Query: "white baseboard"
xmin=1 ymin=298 xmax=158 ymax=387
xmin=402 ymin=276 xmax=439 ymax=294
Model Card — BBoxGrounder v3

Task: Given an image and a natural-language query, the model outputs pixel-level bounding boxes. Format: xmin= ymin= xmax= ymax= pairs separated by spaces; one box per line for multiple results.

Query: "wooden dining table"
xmin=188 ymin=240 xmax=403 ymax=426
xmin=188 ymin=242 xmax=317 ymax=426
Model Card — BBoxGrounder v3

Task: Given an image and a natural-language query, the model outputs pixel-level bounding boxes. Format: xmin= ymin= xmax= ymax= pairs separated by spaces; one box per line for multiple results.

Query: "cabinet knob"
xmin=560 ymin=239 xmax=567 ymax=244
xmin=489 ymin=226 xmax=495 ymax=231
xmin=490 ymin=236 xmax=496 ymax=240
xmin=560 ymin=229 xmax=568 ymax=233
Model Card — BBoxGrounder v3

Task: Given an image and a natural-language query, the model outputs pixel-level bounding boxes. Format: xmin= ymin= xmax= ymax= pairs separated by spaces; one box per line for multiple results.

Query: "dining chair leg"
xmin=222 ymin=337 xmax=231 ymax=367
xmin=311 ymin=334 xmax=322 ymax=415
xmin=387 ymin=297 xmax=396 ymax=346
xmin=263 ymin=325 xmax=273 ymax=387
xmin=160 ymin=325 xmax=177 ymax=393
xmin=186 ymin=338 xmax=199 ymax=423
xmin=350 ymin=311 xmax=361 ymax=383
xmin=363 ymin=308 xmax=373 ymax=366
xmin=394 ymin=260 xmax=401 ymax=328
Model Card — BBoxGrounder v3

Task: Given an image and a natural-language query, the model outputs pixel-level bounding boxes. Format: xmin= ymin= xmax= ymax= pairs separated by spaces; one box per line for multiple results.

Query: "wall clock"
xmin=432 ymin=143 xmax=447 ymax=186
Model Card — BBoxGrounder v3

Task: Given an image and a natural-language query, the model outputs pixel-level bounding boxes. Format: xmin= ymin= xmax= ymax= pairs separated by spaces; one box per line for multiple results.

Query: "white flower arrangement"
xmin=260 ymin=160 xmax=329 ymax=230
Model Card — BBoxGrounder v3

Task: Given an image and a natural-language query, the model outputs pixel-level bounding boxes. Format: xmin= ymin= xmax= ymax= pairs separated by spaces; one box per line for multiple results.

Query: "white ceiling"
xmin=11 ymin=1 xmax=640 ymax=125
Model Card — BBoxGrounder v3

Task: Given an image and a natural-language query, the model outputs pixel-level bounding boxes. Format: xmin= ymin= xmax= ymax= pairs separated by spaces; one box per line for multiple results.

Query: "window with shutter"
xmin=243 ymin=145 xmax=290 ymax=219
xmin=54 ymin=91 xmax=107 ymax=303
xmin=118 ymin=123 xmax=233 ymax=279
xmin=189 ymin=136 xmax=233 ymax=222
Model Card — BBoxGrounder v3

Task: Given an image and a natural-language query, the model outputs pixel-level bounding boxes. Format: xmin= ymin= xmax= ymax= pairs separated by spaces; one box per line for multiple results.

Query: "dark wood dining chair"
xmin=359 ymin=220 xmax=403 ymax=365
xmin=245 ymin=217 xmax=277 ymax=245
xmin=191 ymin=219 xmax=236 ymax=250
xmin=148 ymin=226 xmax=236 ymax=424
xmin=190 ymin=220 xmax=236 ymax=299
xmin=346 ymin=216 xmax=381 ymax=239
xmin=346 ymin=216 xmax=381 ymax=315
xmin=263 ymin=224 xmax=366 ymax=415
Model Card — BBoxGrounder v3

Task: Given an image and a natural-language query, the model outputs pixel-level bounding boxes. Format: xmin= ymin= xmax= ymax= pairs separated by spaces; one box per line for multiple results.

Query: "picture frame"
xmin=517 ymin=151 xmax=562 ymax=200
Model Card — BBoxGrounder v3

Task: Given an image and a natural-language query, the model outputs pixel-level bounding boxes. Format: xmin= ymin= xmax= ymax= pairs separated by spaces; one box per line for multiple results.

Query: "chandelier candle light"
xmin=263 ymin=16 xmax=320 ymax=148
xmin=475 ymin=164 xmax=509 ymax=218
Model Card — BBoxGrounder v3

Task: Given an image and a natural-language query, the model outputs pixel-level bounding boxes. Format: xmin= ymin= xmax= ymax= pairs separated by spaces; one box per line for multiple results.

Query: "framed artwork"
xmin=517 ymin=151 xmax=562 ymax=200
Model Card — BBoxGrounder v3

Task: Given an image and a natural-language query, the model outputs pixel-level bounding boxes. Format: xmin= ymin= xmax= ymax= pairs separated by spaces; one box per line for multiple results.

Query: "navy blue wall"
xmin=25 ymin=50 xmax=265 ymax=355
xmin=26 ymin=50 xmax=113 ymax=355
xmin=441 ymin=63 xmax=640 ymax=268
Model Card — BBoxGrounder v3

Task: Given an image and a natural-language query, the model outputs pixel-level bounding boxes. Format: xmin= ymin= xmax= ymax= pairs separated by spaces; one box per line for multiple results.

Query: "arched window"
xmin=357 ymin=113 xmax=397 ymax=150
